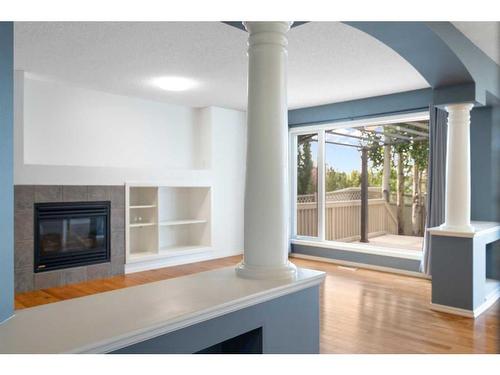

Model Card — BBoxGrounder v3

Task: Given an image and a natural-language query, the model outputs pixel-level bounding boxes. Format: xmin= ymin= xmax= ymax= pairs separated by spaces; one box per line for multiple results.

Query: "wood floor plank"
xmin=14 ymin=255 xmax=499 ymax=353
xmin=15 ymin=290 xmax=61 ymax=308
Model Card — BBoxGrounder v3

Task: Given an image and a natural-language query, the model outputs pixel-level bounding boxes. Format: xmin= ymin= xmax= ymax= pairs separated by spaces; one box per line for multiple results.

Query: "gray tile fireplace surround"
xmin=14 ymin=185 xmax=126 ymax=293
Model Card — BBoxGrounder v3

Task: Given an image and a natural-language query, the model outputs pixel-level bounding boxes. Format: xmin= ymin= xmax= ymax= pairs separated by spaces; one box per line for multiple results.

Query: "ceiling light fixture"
xmin=152 ymin=76 xmax=199 ymax=92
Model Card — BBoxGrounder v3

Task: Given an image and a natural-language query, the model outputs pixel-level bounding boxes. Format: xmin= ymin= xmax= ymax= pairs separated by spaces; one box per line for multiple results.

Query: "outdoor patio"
xmin=297 ymin=187 xmax=424 ymax=252
xmin=353 ymin=233 xmax=423 ymax=252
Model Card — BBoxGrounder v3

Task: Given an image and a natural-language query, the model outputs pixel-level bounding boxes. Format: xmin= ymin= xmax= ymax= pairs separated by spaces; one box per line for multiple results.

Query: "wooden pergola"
xmin=298 ymin=121 xmax=429 ymax=242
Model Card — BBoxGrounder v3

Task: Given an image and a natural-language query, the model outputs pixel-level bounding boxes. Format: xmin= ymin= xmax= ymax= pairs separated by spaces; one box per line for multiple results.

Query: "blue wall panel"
xmin=470 ymin=106 xmax=495 ymax=221
xmin=112 ymin=286 xmax=320 ymax=354
xmin=288 ymin=88 xmax=432 ymax=127
xmin=431 ymin=236 xmax=475 ymax=310
xmin=0 ymin=22 xmax=14 ymax=323
xmin=291 ymin=244 xmax=421 ymax=273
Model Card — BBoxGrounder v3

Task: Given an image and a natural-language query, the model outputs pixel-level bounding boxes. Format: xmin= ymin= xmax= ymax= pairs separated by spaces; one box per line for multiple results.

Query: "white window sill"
xmin=291 ymin=238 xmax=423 ymax=260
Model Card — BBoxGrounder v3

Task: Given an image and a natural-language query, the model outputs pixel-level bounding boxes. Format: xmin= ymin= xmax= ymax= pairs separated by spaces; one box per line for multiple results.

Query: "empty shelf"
xmin=159 ymin=219 xmax=207 ymax=226
xmin=128 ymin=251 xmax=158 ymax=261
xmin=129 ymin=222 xmax=156 ymax=228
xmin=159 ymin=245 xmax=210 ymax=256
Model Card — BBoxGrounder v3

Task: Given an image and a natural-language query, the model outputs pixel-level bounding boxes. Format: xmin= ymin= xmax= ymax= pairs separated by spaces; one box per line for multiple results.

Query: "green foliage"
xmin=296 ymin=126 xmax=429 ymax=198
xmin=325 ymin=168 xmax=355 ymax=191
xmin=360 ymin=131 xmax=384 ymax=170
xmin=325 ymin=168 xmax=382 ymax=192
xmin=368 ymin=169 xmax=383 ymax=186
xmin=297 ymin=138 xmax=314 ymax=195
xmin=360 ymin=125 xmax=429 ymax=195
xmin=409 ymin=139 xmax=429 ymax=171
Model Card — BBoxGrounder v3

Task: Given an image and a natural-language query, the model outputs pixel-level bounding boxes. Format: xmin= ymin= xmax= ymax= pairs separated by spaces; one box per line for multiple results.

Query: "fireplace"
xmin=34 ymin=201 xmax=111 ymax=272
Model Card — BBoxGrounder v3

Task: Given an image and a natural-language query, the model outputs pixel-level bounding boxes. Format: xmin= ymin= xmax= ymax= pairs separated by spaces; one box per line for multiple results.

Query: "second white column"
xmin=441 ymin=103 xmax=474 ymax=232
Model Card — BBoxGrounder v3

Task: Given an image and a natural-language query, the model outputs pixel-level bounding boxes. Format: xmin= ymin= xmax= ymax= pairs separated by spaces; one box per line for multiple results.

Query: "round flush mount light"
xmin=152 ymin=76 xmax=199 ymax=92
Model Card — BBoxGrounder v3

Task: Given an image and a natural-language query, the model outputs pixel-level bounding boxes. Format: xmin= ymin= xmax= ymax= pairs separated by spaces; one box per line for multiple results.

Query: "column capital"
xmin=243 ymin=21 xmax=293 ymax=34
xmin=243 ymin=22 xmax=292 ymax=49
xmin=444 ymin=102 xmax=474 ymax=113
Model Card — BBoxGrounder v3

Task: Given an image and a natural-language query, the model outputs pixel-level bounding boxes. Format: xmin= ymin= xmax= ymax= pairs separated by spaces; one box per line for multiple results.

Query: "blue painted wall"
xmin=291 ymin=244 xmax=421 ymax=273
xmin=345 ymin=22 xmax=474 ymax=89
xmin=112 ymin=286 xmax=320 ymax=354
xmin=470 ymin=105 xmax=500 ymax=282
xmin=289 ymin=88 xmax=431 ymax=127
xmin=431 ymin=236 xmax=475 ymax=310
xmin=425 ymin=22 xmax=500 ymax=104
xmin=495 ymin=105 xmax=500 ymax=222
xmin=470 ymin=106 xmax=497 ymax=222
xmin=0 ymin=22 xmax=14 ymax=323
xmin=431 ymin=229 xmax=500 ymax=311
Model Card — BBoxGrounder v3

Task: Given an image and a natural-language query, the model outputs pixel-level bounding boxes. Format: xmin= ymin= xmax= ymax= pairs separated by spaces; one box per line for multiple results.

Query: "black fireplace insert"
xmin=34 ymin=201 xmax=111 ymax=272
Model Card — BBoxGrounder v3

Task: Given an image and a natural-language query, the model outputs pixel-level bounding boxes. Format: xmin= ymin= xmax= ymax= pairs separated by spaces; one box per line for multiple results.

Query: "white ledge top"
xmin=0 ymin=266 xmax=325 ymax=354
xmin=427 ymin=221 xmax=500 ymax=238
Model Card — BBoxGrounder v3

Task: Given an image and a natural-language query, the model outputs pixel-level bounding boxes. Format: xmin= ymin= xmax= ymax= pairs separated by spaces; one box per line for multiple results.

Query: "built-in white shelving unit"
xmin=125 ymin=183 xmax=212 ymax=273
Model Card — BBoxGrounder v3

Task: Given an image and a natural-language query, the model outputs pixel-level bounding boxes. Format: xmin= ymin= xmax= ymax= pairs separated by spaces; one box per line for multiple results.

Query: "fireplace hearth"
xmin=34 ymin=201 xmax=111 ymax=272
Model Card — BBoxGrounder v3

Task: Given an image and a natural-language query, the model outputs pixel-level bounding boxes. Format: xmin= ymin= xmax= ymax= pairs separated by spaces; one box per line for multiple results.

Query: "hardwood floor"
xmin=15 ymin=256 xmax=499 ymax=353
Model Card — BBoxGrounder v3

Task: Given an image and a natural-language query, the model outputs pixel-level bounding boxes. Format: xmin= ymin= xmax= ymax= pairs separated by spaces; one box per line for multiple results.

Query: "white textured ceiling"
xmin=15 ymin=21 xmax=433 ymax=110
xmin=453 ymin=22 xmax=500 ymax=65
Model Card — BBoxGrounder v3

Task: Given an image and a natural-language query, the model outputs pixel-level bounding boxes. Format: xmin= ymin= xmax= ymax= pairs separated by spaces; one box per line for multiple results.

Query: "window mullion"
xmin=318 ymin=130 xmax=326 ymax=241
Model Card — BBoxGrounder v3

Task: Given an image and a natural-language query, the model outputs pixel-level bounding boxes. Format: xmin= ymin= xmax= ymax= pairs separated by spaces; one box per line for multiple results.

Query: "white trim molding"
xmin=289 ymin=111 xmax=429 ymax=134
xmin=428 ymin=221 xmax=500 ymax=238
xmin=290 ymin=253 xmax=428 ymax=279
xmin=430 ymin=283 xmax=500 ymax=318
xmin=291 ymin=238 xmax=423 ymax=260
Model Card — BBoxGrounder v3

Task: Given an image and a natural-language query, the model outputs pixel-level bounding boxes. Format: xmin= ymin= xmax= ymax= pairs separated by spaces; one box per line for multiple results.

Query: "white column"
xmin=441 ymin=103 xmax=474 ymax=232
xmin=236 ymin=21 xmax=297 ymax=279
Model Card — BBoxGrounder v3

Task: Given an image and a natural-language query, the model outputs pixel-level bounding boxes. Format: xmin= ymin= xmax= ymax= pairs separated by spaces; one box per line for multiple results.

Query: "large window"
xmin=291 ymin=113 xmax=429 ymax=255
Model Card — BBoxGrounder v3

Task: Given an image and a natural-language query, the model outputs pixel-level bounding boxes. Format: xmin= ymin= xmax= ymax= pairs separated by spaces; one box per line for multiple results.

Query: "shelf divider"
xmin=159 ymin=219 xmax=207 ymax=226
xmin=129 ymin=222 xmax=156 ymax=228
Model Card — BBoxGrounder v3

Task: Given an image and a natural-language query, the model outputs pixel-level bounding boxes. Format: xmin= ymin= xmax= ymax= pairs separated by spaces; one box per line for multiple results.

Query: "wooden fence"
xmin=297 ymin=187 xmax=382 ymax=203
xmin=297 ymin=198 xmax=398 ymax=240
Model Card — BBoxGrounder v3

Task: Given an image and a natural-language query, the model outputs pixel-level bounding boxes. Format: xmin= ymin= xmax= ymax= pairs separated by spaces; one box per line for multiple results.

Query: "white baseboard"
xmin=430 ymin=303 xmax=476 ymax=318
xmin=430 ymin=285 xmax=500 ymax=318
xmin=289 ymin=253 xmax=429 ymax=279
xmin=125 ymin=250 xmax=243 ymax=274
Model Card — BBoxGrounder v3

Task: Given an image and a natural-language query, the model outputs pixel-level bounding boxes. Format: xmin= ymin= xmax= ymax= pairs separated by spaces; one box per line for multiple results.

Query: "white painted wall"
xmin=210 ymin=107 xmax=247 ymax=257
xmin=14 ymin=72 xmax=247 ymax=259
xmin=15 ymin=73 xmax=212 ymax=185
xmin=23 ymin=75 xmax=198 ymax=167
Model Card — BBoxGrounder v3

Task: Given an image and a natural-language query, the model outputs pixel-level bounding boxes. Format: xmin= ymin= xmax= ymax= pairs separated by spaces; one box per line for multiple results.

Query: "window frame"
xmin=289 ymin=111 xmax=429 ymax=260
xmin=290 ymin=130 xmax=323 ymax=241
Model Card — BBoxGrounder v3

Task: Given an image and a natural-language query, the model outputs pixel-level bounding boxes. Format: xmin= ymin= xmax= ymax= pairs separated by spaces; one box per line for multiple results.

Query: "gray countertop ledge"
xmin=0 ymin=266 xmax=325 ymax=354
xmin=427 ymin=221 xmax=500 ymax=238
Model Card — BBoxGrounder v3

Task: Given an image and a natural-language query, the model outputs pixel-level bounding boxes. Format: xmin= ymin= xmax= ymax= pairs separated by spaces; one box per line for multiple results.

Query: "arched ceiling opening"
xmin=346 ymin=22 xmax=500 ymax=105
xmin=227 ymin=21 xmax=500 ymax=106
